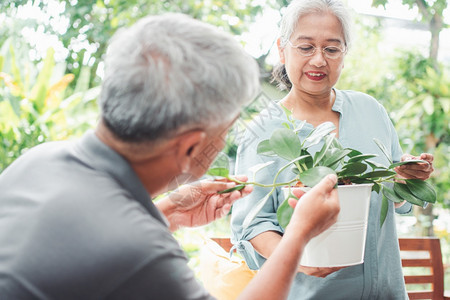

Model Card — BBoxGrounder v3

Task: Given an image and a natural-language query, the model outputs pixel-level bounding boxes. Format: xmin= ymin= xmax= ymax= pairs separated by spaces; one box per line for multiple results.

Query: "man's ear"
xmin=175 ymin=130 xmax=207 ymax=173
xmin=277 ymin=38 xmax=286 ymax=64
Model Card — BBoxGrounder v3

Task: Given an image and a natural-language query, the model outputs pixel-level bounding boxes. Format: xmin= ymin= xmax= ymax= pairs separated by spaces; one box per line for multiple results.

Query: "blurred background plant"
xmin=0 ymin=38 xmax=99 ymax=172
xmin=0 ymin=0 xmax=448 ymax=291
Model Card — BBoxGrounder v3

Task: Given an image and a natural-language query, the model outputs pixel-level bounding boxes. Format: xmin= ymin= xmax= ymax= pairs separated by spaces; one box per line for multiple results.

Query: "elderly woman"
xmin=231 ymin=0 xmax=434 ymax=299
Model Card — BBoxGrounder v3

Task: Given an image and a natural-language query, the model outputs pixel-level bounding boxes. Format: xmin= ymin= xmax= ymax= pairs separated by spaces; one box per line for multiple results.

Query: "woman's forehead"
xmin=291 ymin=12 xmax=344 ymax=43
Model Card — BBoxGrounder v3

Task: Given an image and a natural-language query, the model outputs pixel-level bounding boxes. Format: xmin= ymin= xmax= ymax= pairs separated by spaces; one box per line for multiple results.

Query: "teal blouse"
xmin=231 ymin=89 xmax=410 ymax=299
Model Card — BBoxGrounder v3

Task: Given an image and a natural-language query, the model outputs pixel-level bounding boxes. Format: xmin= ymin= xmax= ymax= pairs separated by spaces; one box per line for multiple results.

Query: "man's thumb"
xmin=313 ymin=174 xmax=337 ymax=192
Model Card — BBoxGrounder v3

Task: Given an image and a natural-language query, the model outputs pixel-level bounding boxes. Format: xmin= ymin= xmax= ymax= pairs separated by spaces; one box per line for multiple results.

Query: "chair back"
xmin=399 ymin=237 xmax=445 ymax=300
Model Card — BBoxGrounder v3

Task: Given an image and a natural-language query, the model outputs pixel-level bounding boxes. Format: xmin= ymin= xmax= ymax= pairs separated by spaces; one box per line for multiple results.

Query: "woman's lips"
xmin=305 ymin=71 xmax=326 ymax=81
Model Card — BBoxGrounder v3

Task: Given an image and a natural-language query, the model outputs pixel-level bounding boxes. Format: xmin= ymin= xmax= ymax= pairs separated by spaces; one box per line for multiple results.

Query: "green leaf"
xmin=331 ymin=138 xmax=344 ymax=150
xmin=313 ymin=133 xmax=336 ymax=167
xmin=301 ymin=149 xmax=314 ymax=169
xmin=8 ymin=95 xmax=21 ymax=118
xmin=366 ymin=160 xmax=388 ymax=170
xmin=422 ymin=95 xmax=434 ymax=115
xmin=293 ymin=120 xmax=306 ymax=133
xmin=257 ymin=139 xmax=276 ymax=156
xmin=269 ymin=128 xmax=301 ymax=161
xmin=362 ymin=170 xmax=396 ymax=179
xmin=9 ymin=44 xmax=24 ymax=93
xmin=322 ymin=148 xmax=352 ymax=168
xmin=338 ymin=162 xmax=367 ymax=177
xmin=299 ymin=166 xmax=336 ymax=187
xmin=389 ymin=159 xmax=429 ymax=168
xmin=393 ymin=182 xmax=424 ymax=206
xmin=209 ymin=152 xmax=230 ymax=169
xmin=382 ymin=185 xmax=403 ymax=203
xmin=347 ymin=177 xmax=375 ymax=185
xmin=217 ymin=184 xmax=245 ymax=194
xmin=405 ymin=179 xmax=437 ymax=203
xmin=206 ymin=167 xmax=229 ymax=177
xmin=280 ymin=103 xmax=292 ymax=119
xmin=373 ymin=138 xmax=392 ymax=164
xmin=347 ymin=149 xmax=363 ymax=157
xmin=31 ymin=48 xmax=55 ymax=113
xmin=277 ymin=198 xmax=295 ymax=229
xmin=304 ymin=122 xmax=336 ymax=148
xmin=348 ymin=154 xmax=378 ymax=163
xmin=372 ymin=182 xmax=381 ymax=193
xmin=380 ymin=194 xmax=388 ymax=228
xmin=73 ymin=65 xmax=91 ymax=94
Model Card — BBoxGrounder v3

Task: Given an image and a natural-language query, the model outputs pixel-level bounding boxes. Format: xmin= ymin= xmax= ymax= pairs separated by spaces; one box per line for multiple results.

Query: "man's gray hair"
xmin=100 ymin=14 xmax=260 ymax=142
xmin=273 ymin=0 xmax=352 ymax=90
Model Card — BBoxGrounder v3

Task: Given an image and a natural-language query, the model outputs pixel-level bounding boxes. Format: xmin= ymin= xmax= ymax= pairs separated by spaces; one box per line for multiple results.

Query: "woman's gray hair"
xmin=272 ymin=0 xmax=352 ymax=90
xmin=100 ymin=13 xmax=260 ymax=143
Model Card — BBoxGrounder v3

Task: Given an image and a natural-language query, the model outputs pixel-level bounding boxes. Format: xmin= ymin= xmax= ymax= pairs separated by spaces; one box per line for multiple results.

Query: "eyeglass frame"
xmin=286 ymin=40 xmax=347 ymax=59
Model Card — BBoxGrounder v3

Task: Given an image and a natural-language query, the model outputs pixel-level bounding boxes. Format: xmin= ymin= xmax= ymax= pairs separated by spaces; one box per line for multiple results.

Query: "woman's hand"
xmin=297 ymin=265 xmax=346 ymax=277
xmin=156 ymin=176 xmax=252 ymax=231
xmin=395 ymin=153 xmax=434 ymax=180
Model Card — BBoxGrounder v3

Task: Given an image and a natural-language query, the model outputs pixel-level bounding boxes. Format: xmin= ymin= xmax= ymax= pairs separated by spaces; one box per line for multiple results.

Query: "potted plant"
xmin=208 ymin=108 xmax=436 ymax=266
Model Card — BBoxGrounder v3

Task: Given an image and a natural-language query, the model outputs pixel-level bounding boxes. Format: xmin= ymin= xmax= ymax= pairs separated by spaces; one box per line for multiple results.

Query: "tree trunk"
xmin=413 ymin=204 xmax=435 ymax=236
xmin=429 ymin=15 xmax=442 ymax=71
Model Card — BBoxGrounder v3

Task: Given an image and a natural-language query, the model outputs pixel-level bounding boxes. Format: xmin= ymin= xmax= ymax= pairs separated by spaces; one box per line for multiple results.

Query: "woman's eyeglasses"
xmin=287 ymin=40 xmax=346 ymax=59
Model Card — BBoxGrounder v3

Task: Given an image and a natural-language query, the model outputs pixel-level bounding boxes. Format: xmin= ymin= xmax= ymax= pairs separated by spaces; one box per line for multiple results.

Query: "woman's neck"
xmin=281 ymin=88 xmax=340 ymax=133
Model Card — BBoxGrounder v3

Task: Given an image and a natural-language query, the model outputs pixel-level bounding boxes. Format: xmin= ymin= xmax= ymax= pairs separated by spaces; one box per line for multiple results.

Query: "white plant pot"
xmin=282 ymin=183 xmax=373 ymax=267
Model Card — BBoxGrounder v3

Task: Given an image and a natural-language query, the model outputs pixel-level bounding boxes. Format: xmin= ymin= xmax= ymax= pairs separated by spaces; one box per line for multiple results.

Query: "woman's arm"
xmin=250 ymin=227 xmax=345 ymax=277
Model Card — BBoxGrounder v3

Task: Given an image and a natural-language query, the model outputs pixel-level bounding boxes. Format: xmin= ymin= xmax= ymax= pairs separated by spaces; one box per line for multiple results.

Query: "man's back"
xmin=0 ymin=132 xmax=210 ymax=300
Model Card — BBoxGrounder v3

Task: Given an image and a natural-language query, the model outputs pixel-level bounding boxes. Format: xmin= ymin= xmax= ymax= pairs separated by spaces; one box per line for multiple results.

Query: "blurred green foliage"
xmin=0 ymin=38 xmax=99 ymax=172
xmin=0 ymin=0 xmax=281 ymax=89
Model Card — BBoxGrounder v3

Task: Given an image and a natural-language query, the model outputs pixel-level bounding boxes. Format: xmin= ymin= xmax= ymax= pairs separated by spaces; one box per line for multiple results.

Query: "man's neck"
xmin=95 ymin=121 xmax=180 ymax=197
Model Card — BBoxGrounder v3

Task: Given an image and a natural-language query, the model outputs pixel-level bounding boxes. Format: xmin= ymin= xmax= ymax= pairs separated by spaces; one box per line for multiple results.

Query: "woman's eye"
xmin=325 ymin=47 xmax=340 ymax=54
xmin=299 ymin=46 xmax=313 ymax=52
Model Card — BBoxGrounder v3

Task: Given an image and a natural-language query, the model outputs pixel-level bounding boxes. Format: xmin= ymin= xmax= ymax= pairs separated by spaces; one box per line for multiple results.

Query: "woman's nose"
xmin=309 ymin=49 xmax=327 ymax=67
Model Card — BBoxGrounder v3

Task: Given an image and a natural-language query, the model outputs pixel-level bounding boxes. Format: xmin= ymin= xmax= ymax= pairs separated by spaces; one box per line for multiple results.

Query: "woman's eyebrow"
xmin=294 ymin=36 xmax=343 ymax=44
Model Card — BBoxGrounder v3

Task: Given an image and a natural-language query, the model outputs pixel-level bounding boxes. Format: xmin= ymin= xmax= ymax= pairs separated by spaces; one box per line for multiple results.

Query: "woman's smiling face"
xmin=279 ymin=11 xmax=346 ymax=96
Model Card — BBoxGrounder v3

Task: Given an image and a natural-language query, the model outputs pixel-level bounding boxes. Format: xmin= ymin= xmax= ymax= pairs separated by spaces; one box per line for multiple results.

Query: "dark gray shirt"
xmin=0 ymin=131 xmax=213 ymax=300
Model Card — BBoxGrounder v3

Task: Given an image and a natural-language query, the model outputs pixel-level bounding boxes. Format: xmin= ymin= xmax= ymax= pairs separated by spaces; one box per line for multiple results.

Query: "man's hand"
xmin=156 ymin=176 xmax=252 ymax=231
xmin=285 ymin=174 xmax=343 ymax=277
xmin=395 ymin=153 xmax=434 ymax=180
xmin=286 ymin=174 xmax=340 ymax=241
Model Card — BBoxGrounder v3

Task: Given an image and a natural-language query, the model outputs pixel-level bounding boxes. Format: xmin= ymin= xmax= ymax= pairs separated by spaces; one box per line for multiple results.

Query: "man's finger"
xmin=310 ymin=174 xmax=337 ymax=195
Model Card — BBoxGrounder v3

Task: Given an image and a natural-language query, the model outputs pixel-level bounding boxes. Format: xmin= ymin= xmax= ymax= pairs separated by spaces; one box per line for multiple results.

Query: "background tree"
xmin=372 ymin=0 xmax=448 ymax=70
xmin=370 ymin=0 xmax=450 ymax=235
xmin=0 ymin=0 xmax=274 ymax=88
